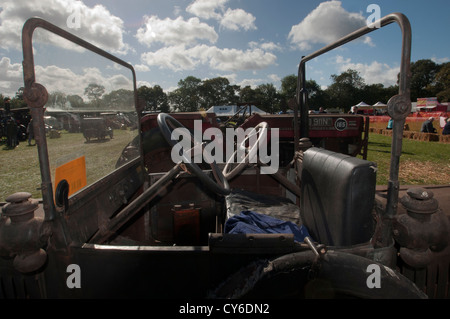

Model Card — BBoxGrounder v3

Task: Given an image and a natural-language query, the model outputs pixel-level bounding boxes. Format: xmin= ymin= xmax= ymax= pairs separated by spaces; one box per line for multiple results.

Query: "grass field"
xmin=1 ymin=127 xmax=449 ymax=201
xmin=365 ymin=133 xmax=450 ymax=186
xmin=0 ymin=129 xmax=137 ymax=201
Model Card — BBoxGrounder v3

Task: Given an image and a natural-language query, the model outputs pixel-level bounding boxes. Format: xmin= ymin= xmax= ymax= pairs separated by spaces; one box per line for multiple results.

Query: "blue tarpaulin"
xmin=224 ymin=210 xmax=311 ymax=242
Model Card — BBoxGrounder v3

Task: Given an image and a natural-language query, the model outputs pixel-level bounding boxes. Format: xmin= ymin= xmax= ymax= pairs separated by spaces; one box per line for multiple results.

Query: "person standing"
xmin=4 ymin=97 xmax=11 ymax=113
xmin=6 ymin=117 xmax=18 ymax=148
xmin=27 ymin=118 xmax=35 ymax=145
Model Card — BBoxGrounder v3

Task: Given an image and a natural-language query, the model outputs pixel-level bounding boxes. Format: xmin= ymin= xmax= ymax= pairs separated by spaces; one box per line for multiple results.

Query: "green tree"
xmin=47 ymin=91 xmax=67 ymax=109
xmin=199 ymin=77 xmax=239 ymax=109
xmin=10 ymin=87 xmax=27 ymax=109
xmin=239 ymin=86 xmax=259 ymax=104
xmin=255 ymin=83 xmax=280 ymax=114
xmin=103 ymin=89 xmax=134 ymax=110
xmin=168 ymin=76 xmax=202 ymax=112
xmin=66 ymin=95 xmax=85 ymax=109
xmin=410 ymin=59 xmax=440 ymax=101
xmin=362 ymin=83 xmax=386 ymax=105
xmin=138 ymin=85 xmax=169 ymax=112
xmin=84 ymin=83 xmax=105 ymax=108
xmin=280 ymin=75 xmax=326 ymax=111
xmin=305 ymin=79 xmax=327 ymax=110
xmin=280 ymin=74 xmax=297 ymax=101
xmin=430 ymin=62 xmax=450 ymax=102
xmin=325 ymin=69 xmax=365 ymax=111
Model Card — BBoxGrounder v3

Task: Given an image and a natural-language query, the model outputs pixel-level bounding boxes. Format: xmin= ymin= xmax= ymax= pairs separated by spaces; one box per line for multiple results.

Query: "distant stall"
xmin=416 ymin=97 xmax=448 ymax=112
xmin=352 ymin=101 xmax=375 ymax=115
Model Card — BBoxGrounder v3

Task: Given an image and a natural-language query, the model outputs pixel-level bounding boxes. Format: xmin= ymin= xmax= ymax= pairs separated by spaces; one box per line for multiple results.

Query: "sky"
xmin=0 ymin=0 xmax=449 ymax=100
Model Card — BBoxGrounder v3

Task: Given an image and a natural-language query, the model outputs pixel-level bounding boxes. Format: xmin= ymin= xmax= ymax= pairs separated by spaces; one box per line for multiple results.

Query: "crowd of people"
xmin=1 ymin=97 xmax=34 ymax=149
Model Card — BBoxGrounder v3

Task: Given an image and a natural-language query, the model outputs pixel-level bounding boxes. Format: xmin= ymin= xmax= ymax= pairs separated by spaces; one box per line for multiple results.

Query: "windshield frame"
xmin=21 ymin=17 xmax=142 ymax=221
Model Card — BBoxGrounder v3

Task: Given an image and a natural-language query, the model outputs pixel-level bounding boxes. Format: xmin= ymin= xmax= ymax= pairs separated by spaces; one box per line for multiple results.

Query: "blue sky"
xmin=1 ymin=0 xmax=449 ymax=99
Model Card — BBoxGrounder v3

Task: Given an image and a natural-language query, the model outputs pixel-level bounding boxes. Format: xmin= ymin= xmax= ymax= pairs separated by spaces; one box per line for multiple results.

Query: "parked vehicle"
xmin=0 ymin=14 xmax=448 ymax=300
xmin=81 ymin=117 xmax=113 ymax=142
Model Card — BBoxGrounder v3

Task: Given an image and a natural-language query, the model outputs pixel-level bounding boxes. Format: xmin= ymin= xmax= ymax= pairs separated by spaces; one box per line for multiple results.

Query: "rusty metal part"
xmin=298 ymin=137 xmax=312 ymax=152
xmin=0 ymin=192 xmax=49 ymax=273
xmin=21 ymin=17 xmax=140 ymax=221
xmin=23 ymin=82 xmax=48 ymax=108
xmin=89 ymin=162 xmax=184 ymax=244
xmin=296 ymin=13 xmax=411 ymax=145
xmin=393 ymin=187 xmax=450 ymax=268
xmin=304 ymin=236 xmax=327 ymax=258
xmin=400 ymin=187 xmax=439 ymax=215
xmin=295 ymin=13 xmax=412 ymax=249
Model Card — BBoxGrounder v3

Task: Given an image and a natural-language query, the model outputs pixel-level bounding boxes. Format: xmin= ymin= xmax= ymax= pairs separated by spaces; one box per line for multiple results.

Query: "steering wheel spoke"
xmin=157 ymin=113 xmax=230 ymax=196
xmin=223 ymin=122 xmax=269 ymax=180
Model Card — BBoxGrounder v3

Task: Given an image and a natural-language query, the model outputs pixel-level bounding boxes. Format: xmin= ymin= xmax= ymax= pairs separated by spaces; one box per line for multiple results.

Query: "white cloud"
xmin=33 ymin=64 xmax=133 ymax=99
xmin=141 ymin=45 xmax=197 ymax=71
xmin=431 ymin=56 xmax=450 ymax=64
xmin=0 ymin=60 xmax=134 ymax=103
xmin=249 ymin=41 xmax=282 ymax=52
xmin=238 ymin=78 xmax=264 ymax=89
xmin=0 ymin=57 xmax=24 ymax=97
xmin=186 ymin=0 xmax=228 ymax=20
xmin=220 ymin=8 xmax=256 ymax=31
xmin=206 ymin=46 xmax=275 ymax=71
xmin=134 ymin=64 xmax=150 ymax=72
xmin=288 ymin=0 xmax=371 ymax=50
xmin=173 ymin=6 xmax=182 ymax=16
xmin=140 ymin=44 xmax=276 ymax=72
xmin=136 ymin=15 xmax=218 ymax=48
xmin=137 ymin=80 xmax=154 ymax=88
xmin=268 ymin=74 xmax=281 ymax=83
xmin=0 ymin=0 xmax=129 ymax=54
xmin=187 ymin=0 xmax=256 ymax=32
xmin=335 ymin=55 xmax=399 ymax=87
xmin=218 ymin=73 xmax=237 ymax=84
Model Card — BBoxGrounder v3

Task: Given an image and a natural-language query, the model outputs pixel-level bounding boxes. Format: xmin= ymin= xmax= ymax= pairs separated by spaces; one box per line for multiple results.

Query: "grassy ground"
xmin=365 ymin=133 xmax=450 ymax=186
xmin=0 ymin=129 xmax=137 ymax=201
xmin=1 ymin=125 xmax=449 ymax=201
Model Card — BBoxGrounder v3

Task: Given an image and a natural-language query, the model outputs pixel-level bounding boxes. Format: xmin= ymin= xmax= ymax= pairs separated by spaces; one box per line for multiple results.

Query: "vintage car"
xmin=80 ymin=117 xmax=113 ymax=142
xmin=0 ymin=13 xmax=449 ymax=300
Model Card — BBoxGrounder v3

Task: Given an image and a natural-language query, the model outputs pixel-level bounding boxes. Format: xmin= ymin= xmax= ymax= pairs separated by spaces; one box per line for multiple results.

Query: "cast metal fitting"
xmin=0 ymin=192 xmax=48 ymax=273
xmin=393 ymin=187 xmax=450 ymax=268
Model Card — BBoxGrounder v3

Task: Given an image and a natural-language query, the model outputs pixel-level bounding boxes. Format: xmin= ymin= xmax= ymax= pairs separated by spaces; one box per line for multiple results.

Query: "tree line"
xmin=0 ymin=83 xmax=135 ymax=112
xmin=1 ymin=59 xmax=448 ymax=114
xmin=137 ymin=59 xmax=449 ymax=114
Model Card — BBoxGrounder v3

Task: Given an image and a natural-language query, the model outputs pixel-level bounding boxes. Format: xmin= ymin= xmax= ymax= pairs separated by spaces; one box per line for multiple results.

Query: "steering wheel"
xmin=223 ymin=122 xmax=268 ymax=180
xmin=157 ymin=113 xmax=230 ymax=196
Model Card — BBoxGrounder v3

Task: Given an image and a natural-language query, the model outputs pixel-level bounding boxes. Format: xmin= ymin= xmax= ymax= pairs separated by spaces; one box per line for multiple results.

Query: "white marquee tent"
xmin=372 ymin=101 xmax=387 ymax=108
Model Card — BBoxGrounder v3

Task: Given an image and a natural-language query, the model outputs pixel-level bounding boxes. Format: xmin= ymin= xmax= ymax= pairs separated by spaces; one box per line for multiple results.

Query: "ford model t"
xmin=0 ymin=13 xmax=448 ymax=299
